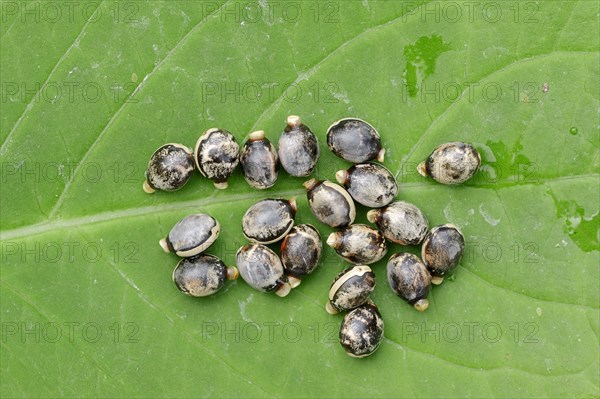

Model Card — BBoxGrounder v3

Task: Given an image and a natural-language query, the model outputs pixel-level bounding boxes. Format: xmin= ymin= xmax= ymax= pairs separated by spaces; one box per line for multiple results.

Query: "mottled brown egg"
xmin=278 ymin=115 xmax=319 ymax=177
xmin=336 ymin=162 xmax=397 ymax=208
xmin=236 ymin=244 xmax=292 ymax=297
xmin=304 ymin=178 xmax=356 ymax=228
xmin=172 ymin=254 xmax=238 ymax=297
xmin=240 ymin=130 xmax=279 ymax=189
xmin=280 ymin=224 xmax=322 ymax=286
xmin=339 ymin=303 xmax=384 ymax=358
xmin=387 ymin=253 xmax=431 ymax=311
xmin=159 ymin=214 xmax=220 ymax=257
xmin=418 ymin=142 xmax=481 ymax=184
xmin=194 ymin=128 xmax=240 ymax=189
xmin=143 ymin=143 xmax=194 ymax=193
xmin=327 ymin=118 xmax=385 ymax=163
xmin=242 ymin=198 xmax=297 ymax=244
xmin=367 ymin=201 xmax=429 ymax=245
xmin=421 ymin=224 xmax=465 ymax=285
xmin=326 ymin=265 xmax=376 ymax=314
xmin=326 ymin=224 xmax=387 ymax=265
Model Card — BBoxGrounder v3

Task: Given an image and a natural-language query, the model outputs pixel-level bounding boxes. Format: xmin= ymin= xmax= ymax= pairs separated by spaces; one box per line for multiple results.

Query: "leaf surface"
xmin=1 ymin=1 xmax=598 ymax=397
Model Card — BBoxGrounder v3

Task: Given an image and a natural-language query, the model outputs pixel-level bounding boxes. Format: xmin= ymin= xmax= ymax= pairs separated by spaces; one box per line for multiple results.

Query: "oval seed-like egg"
xmin=278 ymin=115 xmax=319 ymax=177
xmin=159 ymin=214 xmax=220 ymax=257
xmin=326 ymin=265 xmax=376 ymax=314
xmin=143 ymin=143 xmax=195 ymax=193
xmin=242 ymin=198 xmax=297 ymax=244
xmin=304 ymin=178 xmax=356 ymax=228
xmin=421 ymin=224 xmax=465 ymax=285
xmin=417 ymin=142 xmax=481 ymax=184
xmin=280 ymin=224 xmax=322 ymax=283
xmin=326 ymin=224 xmax=387 ymax=265
xmin=236 ymin=244 xmax=292 ymax=297
xmin=194 ymin=128 xmax=240 ymax=189
xmin=240 ymin=130 xmax=279 ymax=189
xmin=326 ymin=118 xmax=385 ymax=163
xmin=172 ymin=254 xmax=238 ymax=297
xmin=367 ymin=201 xmax=428 ymax=245
xmin=387 ymin=253 xmax=431 ymax=311
xmin=339 ymin=303 xmax=384 ymax=358
xmin=336 ymin=163 xmax=397 ymax=208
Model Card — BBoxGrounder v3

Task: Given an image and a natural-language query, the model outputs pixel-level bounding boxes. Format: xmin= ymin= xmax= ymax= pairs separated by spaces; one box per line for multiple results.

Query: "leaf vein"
xmin=459 ymin=265 xmax=598 ymax=310
xmin=45 ymin=0 xmax=231 ymax=220
xmin=248 ymin=0 xmax=434 ymax=132
xmin=397 ymin=50 xmax=599 ymax=177
xmin=0 ymin=1 xmax=104 ymax=153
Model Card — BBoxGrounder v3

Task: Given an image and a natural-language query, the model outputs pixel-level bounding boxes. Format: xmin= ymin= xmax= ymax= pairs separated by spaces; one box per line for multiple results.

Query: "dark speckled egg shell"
xmin=367 ymin=201 xmax=429 ymax=245
xmin=327 ymin=224 xmax=387 ymax=265
xmin=278 ymin=116 xmax=319 ymax=177
xmin=339 ymin=304 xmax=384 ymax=358
xmin=194 ymin=128 xmax=240 ymax=188
xmin=161 ymin=214 xmax=220 ymax=257
xmin=387 ymin=253 xmax=431 ymax=311
xmin=144 ymin=143 xmax=194 ymax=193
xmin=280 ymin=224 xmax=322 ymax=277
xmin=240 ymin=131 xmax=279 ymax=189
xmin=421 ymin=224 xmax=465 ymax=282
xmin=236 ymin=244 xmax=290 ymax=296
xmin=304 ymin=179 xmax=356 ymax=228
xmin=326 ymin=118 xmax=384 ymax=163
xmin=242 ymin=198 xmax=296 ymax=244
xmin=327 ymin=265 xmax=376 ymax=313
xmin=337 ymin=163 xmax=397 ymax=208
xmin=418 ymin=142 xmax=480 ymax=184
xmin=172 ymin=254 xmax=230 ymax=297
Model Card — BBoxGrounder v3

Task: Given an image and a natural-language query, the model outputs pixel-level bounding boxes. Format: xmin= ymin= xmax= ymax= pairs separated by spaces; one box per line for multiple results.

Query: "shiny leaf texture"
xmin=1 ymin=1 xmax=599 ymax=397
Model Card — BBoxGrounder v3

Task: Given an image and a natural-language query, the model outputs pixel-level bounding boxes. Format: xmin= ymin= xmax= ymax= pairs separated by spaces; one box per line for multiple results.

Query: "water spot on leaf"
xmin=443 ymin=203 xmax=475 ymax=226
xmin=485 ymin=138 xmax=531 ymax=167
xmin=550 ymin=194 xmax=599 ymax=253
xmin=484 ymin=138 xmax=534 ymax=183
xmin=474 ymin=142 xmax=496 ymax=163
xmin=239 ymin=293 xmax=254 ymax=322
xmin=478 ymin=204 xmax=500 ymax=226
xmin=569 ymin=127 xmax=578 ymax=135
xmin=403 ymin=35 xmax=451 ymax=98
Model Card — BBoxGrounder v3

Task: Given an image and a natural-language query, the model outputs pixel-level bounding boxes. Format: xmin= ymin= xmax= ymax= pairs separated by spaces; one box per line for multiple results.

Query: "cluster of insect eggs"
xmin=160 ymin=214 xmax=238 ymax=297
xmin=309 ymin=137 xmax=476 ymax=357
xmin=143 ymin=115 xmax=320 ymax=193
xmin=237 ymin=198 xmax=323 ymax=297
xmin=146 ymin=115 xmax=480 ymax=358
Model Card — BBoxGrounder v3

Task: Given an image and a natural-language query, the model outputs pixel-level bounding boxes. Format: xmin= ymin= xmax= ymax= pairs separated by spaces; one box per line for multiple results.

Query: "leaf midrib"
xmin=2 ymin=173 xmax=597 ymax=241
xmin=0 ymin=189 xmax=304 ymax=240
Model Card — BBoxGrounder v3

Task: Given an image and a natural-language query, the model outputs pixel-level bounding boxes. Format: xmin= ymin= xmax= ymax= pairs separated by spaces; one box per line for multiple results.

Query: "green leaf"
xmin=1 ymin=1 xmax=598 ymax=397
